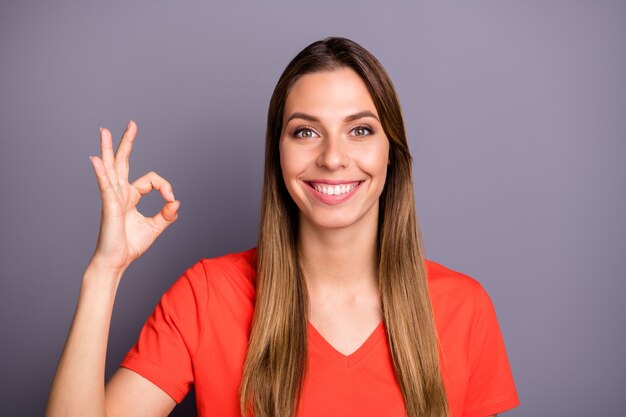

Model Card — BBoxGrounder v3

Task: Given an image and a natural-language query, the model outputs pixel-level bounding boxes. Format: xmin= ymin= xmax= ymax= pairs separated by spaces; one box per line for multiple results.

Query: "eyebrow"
xmin=285 ymin=110 xmax=380 ymax=124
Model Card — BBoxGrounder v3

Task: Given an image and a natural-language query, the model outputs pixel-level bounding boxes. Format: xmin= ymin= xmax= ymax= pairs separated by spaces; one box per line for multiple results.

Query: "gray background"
xmin=1 ymin=1 xmax=624 ymax=416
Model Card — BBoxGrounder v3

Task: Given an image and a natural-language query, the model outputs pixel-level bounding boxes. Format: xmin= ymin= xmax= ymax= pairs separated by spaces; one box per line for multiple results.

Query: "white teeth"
xmin=312 ymin=183 xmax=358 ymax=196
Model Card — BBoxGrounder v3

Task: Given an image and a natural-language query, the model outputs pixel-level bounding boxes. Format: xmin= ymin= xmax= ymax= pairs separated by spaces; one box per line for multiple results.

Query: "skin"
xmin=45 ymin=122 xmax=179 ymax=416
xmin=280 ymin=69 xmax=390 ymax=232
xmin=45 ymin=74 xmax=498 ymax=417
xmin=280 ymin=68 xmax=389 ymax=355
xmin=281 ymin=68 xmax=497 ymax=416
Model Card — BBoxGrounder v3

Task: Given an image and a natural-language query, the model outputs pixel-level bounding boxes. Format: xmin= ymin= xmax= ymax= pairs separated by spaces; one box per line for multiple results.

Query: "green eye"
xmin=294 ymin=127 xmax=317 ymax=138
xmin=353 ymin=126 xmax=372 ymax=136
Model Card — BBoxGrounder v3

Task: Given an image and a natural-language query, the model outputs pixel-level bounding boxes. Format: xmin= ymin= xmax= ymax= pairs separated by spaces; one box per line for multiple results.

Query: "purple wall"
xmin=1 ymin=1 xmax=624 ymax=415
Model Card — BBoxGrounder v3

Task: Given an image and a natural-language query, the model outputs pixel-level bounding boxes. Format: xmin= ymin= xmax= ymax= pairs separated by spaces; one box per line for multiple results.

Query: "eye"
xmin=352 ymin=125 xmax=374 ymax=137
xmin=293 ymin=127 xmax=319 ymax=139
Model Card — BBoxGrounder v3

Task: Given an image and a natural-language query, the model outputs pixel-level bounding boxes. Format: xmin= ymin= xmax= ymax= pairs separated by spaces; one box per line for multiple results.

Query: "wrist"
xmin=82 ymin=260 xmax=126 ymax=292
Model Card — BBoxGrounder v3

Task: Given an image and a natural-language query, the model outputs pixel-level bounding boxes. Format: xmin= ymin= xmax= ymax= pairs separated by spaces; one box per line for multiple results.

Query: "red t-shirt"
xmin=121 ymin=248 xmax=519 ymax=417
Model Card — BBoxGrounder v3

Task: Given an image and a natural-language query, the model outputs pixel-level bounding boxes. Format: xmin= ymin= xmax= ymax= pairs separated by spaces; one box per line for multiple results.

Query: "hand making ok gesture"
xmin=88 ymin=120 xmax=180 ymax=275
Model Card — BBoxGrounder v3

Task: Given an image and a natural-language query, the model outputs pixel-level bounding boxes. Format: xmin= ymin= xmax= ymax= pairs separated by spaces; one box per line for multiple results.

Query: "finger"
xmin=115 ymin=120 xmax=137 ymax=184
xmin=131 ymin=171 xmax=176 ymax=202
xmin=149 ymin=200 xmax=181 ymax=236
xmin=89 ymin=156 xmax=120 ymax=208
xmin=100 ymin=127 xmax=119 ymax=186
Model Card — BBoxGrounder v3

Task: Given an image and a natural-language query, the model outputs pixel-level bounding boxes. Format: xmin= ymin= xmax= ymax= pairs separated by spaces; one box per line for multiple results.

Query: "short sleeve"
xmin=120 ymin=261 xmax=208 ymax=403
xmin=462 ymin=286 xmax=519 ymax=417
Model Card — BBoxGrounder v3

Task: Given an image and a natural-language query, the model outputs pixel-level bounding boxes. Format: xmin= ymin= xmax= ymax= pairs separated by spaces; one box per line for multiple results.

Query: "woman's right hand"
xmin=45 ymin=120 xmax=180 ymax=417
xmin=88 ymin=120 xmax=180 ymax=275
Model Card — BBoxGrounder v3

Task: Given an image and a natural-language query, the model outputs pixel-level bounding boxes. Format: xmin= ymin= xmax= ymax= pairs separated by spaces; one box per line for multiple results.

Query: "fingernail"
xmin=169 ymin=191 xmax=175 ymax=200
xmin=128 ymin=120 xmax=133 ymax=128
xmin=99 ymin=127 xmax=104 ymax=132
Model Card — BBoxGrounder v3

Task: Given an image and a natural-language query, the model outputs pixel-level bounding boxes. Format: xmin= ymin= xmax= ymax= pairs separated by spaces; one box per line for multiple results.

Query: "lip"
xmin=305 ymin=179 xmax=363 ymax=186
xmin=303 ymin=180 xmax=364 ymax=205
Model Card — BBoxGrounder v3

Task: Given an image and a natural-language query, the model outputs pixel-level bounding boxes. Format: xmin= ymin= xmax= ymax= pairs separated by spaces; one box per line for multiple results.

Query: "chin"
xmin=301 ymin=208 xmax=377 ymax=232
xmin=313 ymin=219 xmax=357 ymax=230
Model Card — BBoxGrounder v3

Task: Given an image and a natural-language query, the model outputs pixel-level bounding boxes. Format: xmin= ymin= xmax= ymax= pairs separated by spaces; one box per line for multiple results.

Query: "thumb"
xmin=151 ymin=200 xmax=181 ymax=235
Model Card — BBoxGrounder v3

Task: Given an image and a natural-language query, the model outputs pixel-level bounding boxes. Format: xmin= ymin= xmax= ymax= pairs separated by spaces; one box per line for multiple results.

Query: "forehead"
xmin=283 ymin=68 xmax=378 ymax=121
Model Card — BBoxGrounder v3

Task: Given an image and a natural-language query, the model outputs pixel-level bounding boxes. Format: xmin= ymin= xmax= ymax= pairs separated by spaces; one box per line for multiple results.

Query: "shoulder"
xmin=425 ymin=259 xmax=486 ymax=299
xmin=197 ymin=247 xmax=257 ymax=299
xmin=424 ymin=263 xmax=519 ymax=416
xmin=425 ymin=259 xmax=495 ymax=327
xmin=178 ymin=247 xmax=257 ymax=282
xmin=164 ymin=248 xmax=257 ymax=307
xmin=197 ymin=247 xmax=257 ymax=283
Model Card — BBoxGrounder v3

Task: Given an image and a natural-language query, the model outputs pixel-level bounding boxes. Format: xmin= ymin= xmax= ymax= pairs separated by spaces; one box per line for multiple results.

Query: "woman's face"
xmin=279 ymin=68 xmax=390 ymax=231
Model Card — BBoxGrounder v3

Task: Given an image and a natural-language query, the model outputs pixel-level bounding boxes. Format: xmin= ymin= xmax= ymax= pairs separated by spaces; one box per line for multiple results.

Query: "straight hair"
xmin=240 ymin=36 xmax=449 ymax=417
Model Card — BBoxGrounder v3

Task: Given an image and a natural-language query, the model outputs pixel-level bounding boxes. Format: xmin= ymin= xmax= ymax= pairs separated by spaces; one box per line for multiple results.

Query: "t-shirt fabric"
xmin=121 ymin=248 xmax=519 ymax=417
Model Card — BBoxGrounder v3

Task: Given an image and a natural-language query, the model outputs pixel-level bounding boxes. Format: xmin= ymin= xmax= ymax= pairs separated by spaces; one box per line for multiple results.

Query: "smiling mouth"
xmin=305 ymin=181 xmax=364 ymax=196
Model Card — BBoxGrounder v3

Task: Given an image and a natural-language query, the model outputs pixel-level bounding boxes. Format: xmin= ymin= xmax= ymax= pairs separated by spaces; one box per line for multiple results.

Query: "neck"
xmin=298 ymin=216 xmax=379 ymax=291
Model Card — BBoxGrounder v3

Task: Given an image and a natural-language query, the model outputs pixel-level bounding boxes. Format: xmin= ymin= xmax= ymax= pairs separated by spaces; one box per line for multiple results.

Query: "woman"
xmin=46 ymin=37 xmax=519 ymax=417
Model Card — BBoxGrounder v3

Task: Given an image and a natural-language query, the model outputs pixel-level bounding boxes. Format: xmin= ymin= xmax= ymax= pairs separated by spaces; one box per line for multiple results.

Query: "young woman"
xmin=46 ymin=37 xmax=519 ymax=417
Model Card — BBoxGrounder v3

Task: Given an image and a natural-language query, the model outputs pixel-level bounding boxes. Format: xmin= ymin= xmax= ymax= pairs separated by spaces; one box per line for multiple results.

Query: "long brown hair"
xmin=240 ymin=37 xmax=449 ymax=417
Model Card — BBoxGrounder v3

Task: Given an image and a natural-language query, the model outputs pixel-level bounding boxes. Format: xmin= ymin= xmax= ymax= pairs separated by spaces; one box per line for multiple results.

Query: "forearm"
xmin=45 ymin=263 xmax=124 ymax=417
xmin=46 ymin=121 xmax=178 ymax=416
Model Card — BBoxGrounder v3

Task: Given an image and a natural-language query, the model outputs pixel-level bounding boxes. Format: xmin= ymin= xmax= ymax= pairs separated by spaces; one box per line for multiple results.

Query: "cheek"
xmin=279 ymin=139 xmax=293 ymax=175
xmin=279 ymin=145 xmax=296 ymax=183
xmin=279 ymin=143 xmax=308 ymax=201
xmin=357 ymin=142 xmax=390 ymax=179
xmin=279 ymin=142 xmax=314 ymax=181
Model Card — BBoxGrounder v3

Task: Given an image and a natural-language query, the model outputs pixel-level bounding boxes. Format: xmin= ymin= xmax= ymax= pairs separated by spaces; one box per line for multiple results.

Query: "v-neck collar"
xmin=308 ymin=321 xmax=386 ymax=368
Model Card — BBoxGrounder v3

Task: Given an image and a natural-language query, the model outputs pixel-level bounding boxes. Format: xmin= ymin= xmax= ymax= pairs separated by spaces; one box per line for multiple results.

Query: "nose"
xmin=316 ymin=135 xmax=350 ymax=170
